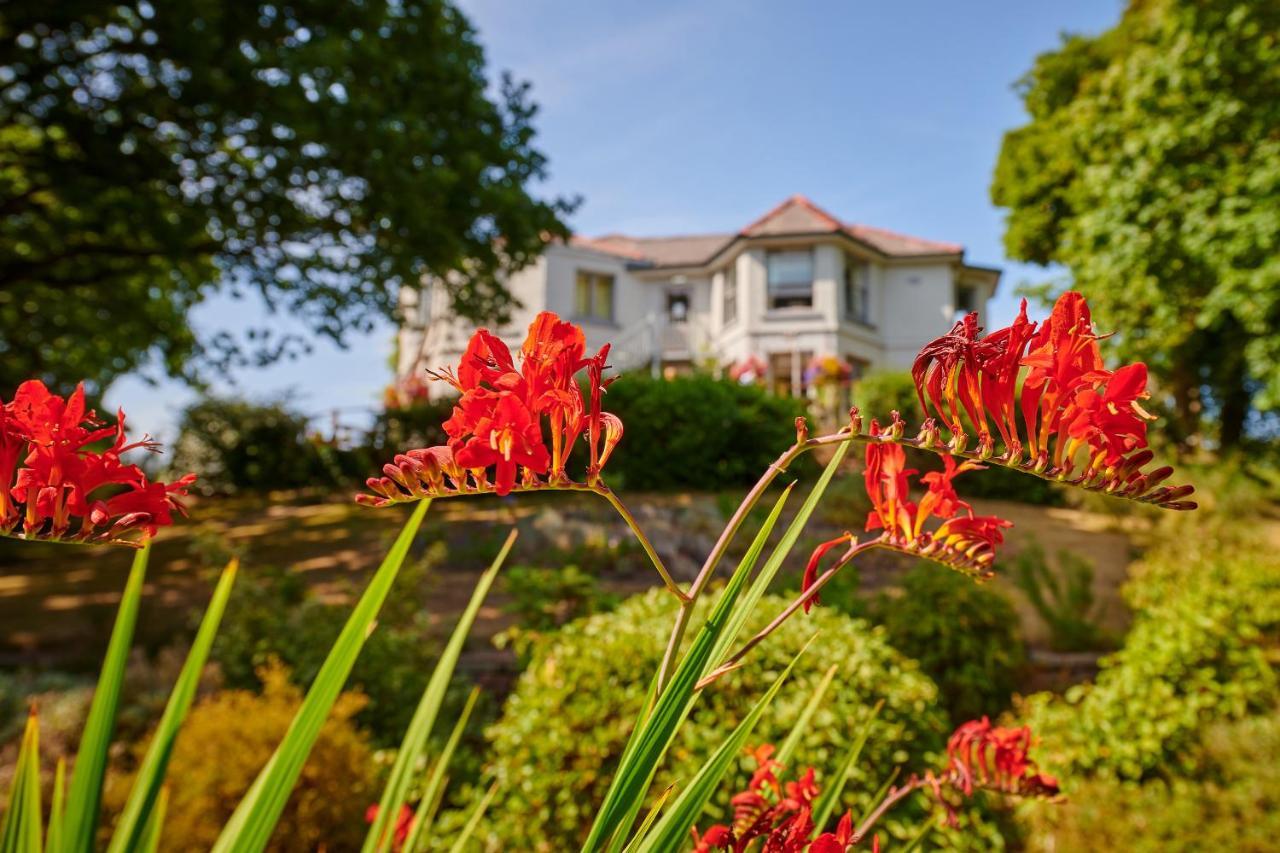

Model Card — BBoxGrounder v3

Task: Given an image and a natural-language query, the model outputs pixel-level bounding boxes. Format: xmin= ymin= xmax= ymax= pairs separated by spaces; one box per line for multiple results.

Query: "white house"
xmin=397 ymin=195 xmax=999 ymax=397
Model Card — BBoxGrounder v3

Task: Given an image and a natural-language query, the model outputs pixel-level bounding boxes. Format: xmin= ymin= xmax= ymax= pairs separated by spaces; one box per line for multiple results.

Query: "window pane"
xmin=768 ymin=250 xmax=813 ymax=308
xmin=575 ymin=274 xmax=592 ymax=317
xmin=594 ymin=277 xmax=613 ymax=320
xmin=723 ymin=266 xmax=737 ymax=323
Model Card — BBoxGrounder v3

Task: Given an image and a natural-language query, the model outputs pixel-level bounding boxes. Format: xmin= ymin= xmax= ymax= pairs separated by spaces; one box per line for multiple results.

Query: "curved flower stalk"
xmin=690 ymin=721 xmax=1059 ymax=852
xmin=0 ymin=381 xmax=195 ymax=546
xmin=908 ymin=292 xmax=1194 ymax=511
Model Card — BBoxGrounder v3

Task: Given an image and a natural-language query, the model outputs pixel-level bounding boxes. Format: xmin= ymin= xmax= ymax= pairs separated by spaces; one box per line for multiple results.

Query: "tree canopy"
xmin=0 ymin=0 xmax=573 ymax=394
xmin=991 ymin=0 xmax=1280 ymax=447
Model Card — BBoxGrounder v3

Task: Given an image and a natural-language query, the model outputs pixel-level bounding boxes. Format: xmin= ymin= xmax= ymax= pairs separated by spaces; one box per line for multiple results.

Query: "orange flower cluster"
xmin=935 ymin=717 xmax=1060 ymax=801
xmin=0 ymin=381 xmax=195 ymax=546
xmin=912 ymin=292 xmax=1194 ymax=510
xmin=360 ymin=312 xmax=621 ymax=504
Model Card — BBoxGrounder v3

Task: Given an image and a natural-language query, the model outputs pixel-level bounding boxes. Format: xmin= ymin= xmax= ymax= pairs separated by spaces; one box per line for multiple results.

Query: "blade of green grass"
xmin=775 ymin=663 xmax=838 ymax=769
xmin=107 ymin=558 xmax=239 ymax=853
xmin=64 ymin=542 xmax=150 ymax=853
xmin=445 ymin=781 xmax=499 ymax=853
xmin=811 ymin=699 xmax=884 ymax=833
xmin=45 ymin=758 xmax=64 ymax=853
xmin=366 ymin=528 xmax=513 ymax=853
xmin=634 ymin=638 xmax=814 ymax=853
xmin=900 ymin=819 xmax=933 ymax=853
xmin=212 ymin=500 xmax=431 ymax=853
xmin=585 ymin=484 xmax=795 ymax=851
xmin=136 ymin=787 xmax=168 ymax=853
xmin=398 ymin=687 xmax=482 ymax=853
xmin=619 ymin=786 xmax=673 ymax=853
xmin=0 ymin=710 xmax=42 ymax=853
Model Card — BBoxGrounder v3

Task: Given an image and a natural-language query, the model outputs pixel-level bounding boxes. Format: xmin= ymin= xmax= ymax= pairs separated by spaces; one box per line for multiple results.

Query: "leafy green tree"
xmin=991 ymin=0 xmax=1280 ymax=447
xmin=0 ymin=1 xmax=573 ymax=394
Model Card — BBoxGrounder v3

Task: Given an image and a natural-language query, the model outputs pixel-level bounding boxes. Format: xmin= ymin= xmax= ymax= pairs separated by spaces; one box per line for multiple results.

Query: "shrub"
xmin=873 ymin=562 xmax=1027 ymax=723
xmin=1011 ymin=543 xmax=1109 ymax=652
xmin=502 ymin=565 xmax=619 ymax=631
xmin=475 ymin=588 xmax=978 ymax=850
xmin=1018 ymin=539 xmax=1280 ymax=782
xmin=367 ymin=397 xmax=456 ymax=458
xmin=1019 ymin=710 xmax=1280 ymax=853
xmin=102 ymin=661 xmax=376 ymax=852
xmin=590 ymin=373 xmax=813 ymax=490
xmin=170 ymin=396 xmax=347 ymax=494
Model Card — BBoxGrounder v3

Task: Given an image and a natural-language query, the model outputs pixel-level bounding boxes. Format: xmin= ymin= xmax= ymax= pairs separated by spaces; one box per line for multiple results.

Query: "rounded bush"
xmin=876 ymin=561 xmax=1026 ymax=723
xmin=478 ymin=588 xmax=954 ymax=850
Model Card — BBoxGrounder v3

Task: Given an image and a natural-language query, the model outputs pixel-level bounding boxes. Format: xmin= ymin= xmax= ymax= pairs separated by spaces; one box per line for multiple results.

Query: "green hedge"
xmin=1017 ymin=539 xmax=1280 ymax=782
xmin=472 ymin=588 xmax=1005 ymax=850
xmin=592 ymin=373 xmax=814 ymax=490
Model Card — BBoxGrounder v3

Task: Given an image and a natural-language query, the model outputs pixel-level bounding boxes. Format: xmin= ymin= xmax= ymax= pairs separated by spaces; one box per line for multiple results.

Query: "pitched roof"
xmin=572 ymin=194 xmax=964 ymax=267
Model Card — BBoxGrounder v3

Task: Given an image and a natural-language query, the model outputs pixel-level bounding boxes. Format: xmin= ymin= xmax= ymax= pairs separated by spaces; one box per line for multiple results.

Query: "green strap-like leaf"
xmin=213 ymin=500 xmax=431 ymax=853
xmin=586 ymin=484 xmax=795 ymax=851
xmin=634 ymin=638 xmax=814 ymax=852
xmin=367 ymin=531 xmax=514 ymax=853
xmin=811 ymin=699 xmax=884 ymax=833
xmin=45 ymin=758 xmax=64 ymax=853
xmin=1 ymin=710 xmax=42 ymax=853
xmin=620 ymin=786 xmax=674 ymax=853
xmin=108 ymin=559 xmax=239 ymax=853
xmin=64 ymin=542 xmax=150 ymax=853
xmin=399 ymin=687 xmax=482 ymax=853
xmin=775 ymin=663 xmax=838 ymax=770
xmin=136 ymin=787 xmax=168 ymax=853
xmin=445 ymin=781 xmax=499 ymax=853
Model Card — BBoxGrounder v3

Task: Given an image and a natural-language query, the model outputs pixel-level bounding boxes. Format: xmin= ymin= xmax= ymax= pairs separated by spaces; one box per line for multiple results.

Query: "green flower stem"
xmin=584 ymin=484 xmax=688 ymax=603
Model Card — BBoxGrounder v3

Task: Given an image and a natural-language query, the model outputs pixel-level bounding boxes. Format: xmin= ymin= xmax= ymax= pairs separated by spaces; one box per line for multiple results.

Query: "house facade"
xmin=397 ymin=195 xmax=999 ymax=397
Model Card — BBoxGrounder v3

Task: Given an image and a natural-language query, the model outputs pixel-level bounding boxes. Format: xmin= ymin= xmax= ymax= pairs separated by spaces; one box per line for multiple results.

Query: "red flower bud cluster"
xmin=690 ymin=744 xmax=865 ymax=852
xmin=0 ymin=381 xmax=195 ymax=546
xmin=938 ymin=717 xmax=1060 ymax=800
xmin=911 ymin=292 xmax=1193 ymax=510
xmin=360 ymin=312 xmax=621 ymax=504
xmin=364 ymin=803 xmax=414 ymax=852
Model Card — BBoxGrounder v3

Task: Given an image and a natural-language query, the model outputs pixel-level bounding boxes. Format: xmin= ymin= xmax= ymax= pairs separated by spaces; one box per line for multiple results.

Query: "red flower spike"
xmin=0 ymin=381 xmax=194 ymax=546
xmin=365 ymin=803 xmax=415 ymax=852
xmin=861 ymin=431 xmax=1008 ymax=579
xmin=905 ymin=291 xmax=1194 ymax=511
xmin=942 ymin=717 xmax=1060 ymax=800
xmin=361 ymin=313 xmax=621 ymax=505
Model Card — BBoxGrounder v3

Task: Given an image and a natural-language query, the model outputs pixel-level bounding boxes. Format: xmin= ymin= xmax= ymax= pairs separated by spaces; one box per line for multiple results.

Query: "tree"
xmin=0 ymin=0 xmax=573 ymax=394
xmin=991 ymin=0 xmax=1280 ymax=447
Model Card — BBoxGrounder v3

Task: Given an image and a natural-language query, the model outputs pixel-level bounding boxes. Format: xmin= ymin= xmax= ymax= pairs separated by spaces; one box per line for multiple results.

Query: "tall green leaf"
xmin=711 ymin=440 xmax=851 ymax=669
xmin=366 ymin=530 xmax=515 ymax=853
xmin=620 ymin=786 xmax=673 ymax=853
xmin=0 ymin=711 xmax=42 ymax=853
xmin=775 ymin=664 xmax=838 ymax=769
xmin=585 ymin=484 xmax=795 ymax=851
xmin=811 ymin=699 xmax=884 ymax=833
xmin=399 ymin=687 xmax=482 ymax=853
xmin=136 ymin=787 xmax=168 ymax=853
xmin=212 ymin=500 xmax=431 ymax=853
xmin=64 ymin=542 xmax=150 ymax=853
xmin=446 ymin=781 xmax=499 ymax=853
xmin=634 ymin=639 xmax=813 ymax=852
xmin=45 ymin=759 xmax=64 ymax=853
xmin=107 ymin=558 xmax=239 ymax=853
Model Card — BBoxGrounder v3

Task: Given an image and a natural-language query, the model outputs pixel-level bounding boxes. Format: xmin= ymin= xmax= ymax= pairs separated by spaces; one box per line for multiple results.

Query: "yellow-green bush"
xmin=103 ymin=661 xmax=376 ymax=852
xmin=1021 ymin=710 xmax=1280 ymax=852
xmin=471 ymin=588 xmax=1001 ymax=850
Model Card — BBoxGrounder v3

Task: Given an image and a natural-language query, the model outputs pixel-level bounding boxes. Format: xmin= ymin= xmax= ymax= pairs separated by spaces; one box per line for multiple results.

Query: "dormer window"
xmin=766 ymin=250 xmax=813 ymax=310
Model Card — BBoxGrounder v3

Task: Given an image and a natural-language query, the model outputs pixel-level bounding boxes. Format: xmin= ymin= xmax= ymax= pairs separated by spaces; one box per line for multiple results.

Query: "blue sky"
xmin=108 ymin=0 xmax=1124 ymax=441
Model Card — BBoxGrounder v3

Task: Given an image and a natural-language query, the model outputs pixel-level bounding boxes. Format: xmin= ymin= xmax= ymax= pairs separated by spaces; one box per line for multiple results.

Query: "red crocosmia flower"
xmin=854 ymin=428 xmax=1009 ymax=579
xmin=365 ymin=802 xmax=415 ymax=851
xmin=809 ymin=811 xmax=855 ymax=853
xmin=943 ymin=717 xmax=1060 ymax=800
xmin=906 ymin=291 xmax=1194 ymax=510
xmin=689 ymin=824 xmax=734 ymax=852
xmin=0 ymin=381 xmax=195 ymax=546
xmin=361 ymin=312 xmax=622 ymax=506
xmin=801 ymin=533 xmax=853 ymax=614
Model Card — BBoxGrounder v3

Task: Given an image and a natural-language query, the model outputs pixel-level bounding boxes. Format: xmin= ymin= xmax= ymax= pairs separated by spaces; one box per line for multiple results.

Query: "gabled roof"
xmin=571 ymin=194 xmax=965 ymax=268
